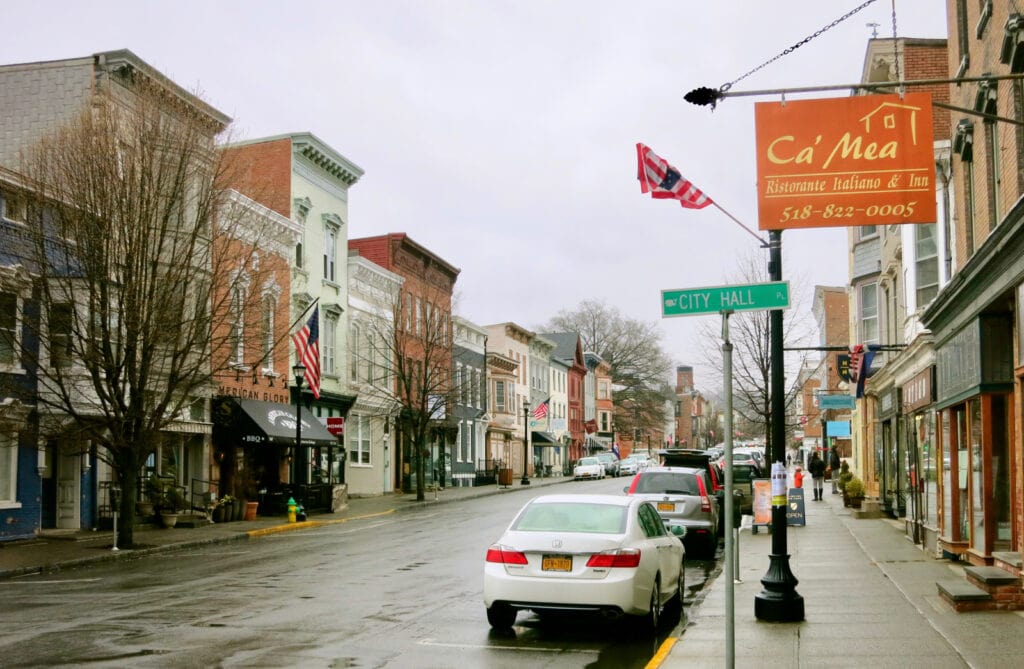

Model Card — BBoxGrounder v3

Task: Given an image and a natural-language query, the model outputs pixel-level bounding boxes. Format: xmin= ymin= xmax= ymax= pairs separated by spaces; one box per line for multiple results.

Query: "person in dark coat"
xmin=829 ymin=446 xmax=842 ymax=494
xmin=808 ymin=452 xmax=827 ymax=501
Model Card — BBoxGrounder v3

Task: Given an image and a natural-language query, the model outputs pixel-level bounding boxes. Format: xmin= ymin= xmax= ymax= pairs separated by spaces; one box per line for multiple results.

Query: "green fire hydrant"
xmin=287 ymin=497 xmax=298 ymax=523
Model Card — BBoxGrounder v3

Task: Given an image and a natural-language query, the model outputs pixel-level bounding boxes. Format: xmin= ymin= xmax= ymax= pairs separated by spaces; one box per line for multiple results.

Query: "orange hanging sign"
xmin=754 ymin=93 xmax=936 ymax=230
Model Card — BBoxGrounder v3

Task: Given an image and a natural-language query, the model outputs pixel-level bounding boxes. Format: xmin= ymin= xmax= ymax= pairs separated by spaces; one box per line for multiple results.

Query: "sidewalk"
xmin=0 ymin=476 xmax=570 ymax=579
xmin=656 ymin=485 xmax=1024 ymax=669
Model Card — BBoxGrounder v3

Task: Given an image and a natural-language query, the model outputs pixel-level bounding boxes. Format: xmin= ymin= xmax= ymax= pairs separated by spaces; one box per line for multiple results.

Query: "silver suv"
xmin=623 ymin=466 xmax=720 ymax=559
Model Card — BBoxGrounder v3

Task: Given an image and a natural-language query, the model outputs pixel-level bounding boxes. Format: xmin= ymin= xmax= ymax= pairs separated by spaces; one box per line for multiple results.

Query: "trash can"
xmin=498 ymin=468 xmax=513 ymax=486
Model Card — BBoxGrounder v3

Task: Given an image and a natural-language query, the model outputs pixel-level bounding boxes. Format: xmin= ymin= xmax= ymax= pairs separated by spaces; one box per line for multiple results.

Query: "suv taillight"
xmin=701 ymin=495 xmax=711 ymax=512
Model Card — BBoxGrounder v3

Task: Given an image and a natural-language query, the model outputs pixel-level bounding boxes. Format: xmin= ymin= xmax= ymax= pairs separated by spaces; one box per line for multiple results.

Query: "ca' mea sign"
xmin=662 ymin=281 xmax=790 ymax=318
xmin=754 ymin=93 xmax=936 ymax=231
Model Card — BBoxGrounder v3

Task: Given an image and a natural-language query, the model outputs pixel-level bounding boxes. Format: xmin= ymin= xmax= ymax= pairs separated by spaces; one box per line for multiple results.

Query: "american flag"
xmin=533 ymin=398 xmax=549 ymax=419
xmin=636 ymin=142 xmax=712 ymax=209
xmin=292 ymin=305 xmax=321 ymax=399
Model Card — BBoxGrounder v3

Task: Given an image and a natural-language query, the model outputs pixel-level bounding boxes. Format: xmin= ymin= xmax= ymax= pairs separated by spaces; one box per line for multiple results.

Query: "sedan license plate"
xmin=657 ymin=502 xmax=675 ymax=512
xmin=542 ymin=554 xmax=572 ymax=571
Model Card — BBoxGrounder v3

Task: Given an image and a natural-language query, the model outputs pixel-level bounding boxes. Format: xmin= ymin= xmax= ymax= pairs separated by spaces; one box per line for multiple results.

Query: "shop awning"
xmin=586 ymin=435 xmax=611 ymax=451
xmin=531 ymin=431 xmax=559 ymax=445
xmin=214 ymin=397 xmax=339 ymax=448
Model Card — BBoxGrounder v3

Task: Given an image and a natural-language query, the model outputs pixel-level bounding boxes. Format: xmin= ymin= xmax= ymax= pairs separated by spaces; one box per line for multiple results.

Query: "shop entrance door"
xmin=56 ymin=451 xmax=80 ymax=529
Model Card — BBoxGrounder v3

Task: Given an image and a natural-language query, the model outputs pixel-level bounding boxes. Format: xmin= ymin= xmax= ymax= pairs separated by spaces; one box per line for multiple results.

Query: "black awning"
xmin=531 ymin=431 xmax=559 ymax=445
xmin=214 ymin=397 xmax=339 ymax=448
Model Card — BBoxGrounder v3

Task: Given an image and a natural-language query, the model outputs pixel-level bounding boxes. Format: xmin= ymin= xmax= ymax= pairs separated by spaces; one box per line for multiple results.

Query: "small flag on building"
xmin=636 ymin=143 xmax=713 ymax=209
xmin=533 ymin=398 xmax=550 ymax=419
xmin=292 ymin=305 xmax=321 ymax=399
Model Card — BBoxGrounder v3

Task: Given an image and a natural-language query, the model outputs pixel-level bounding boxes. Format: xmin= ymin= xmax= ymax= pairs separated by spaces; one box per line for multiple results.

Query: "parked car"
xmin=624 ymin=465 xmax=720 ymax=559
xmin=594 ymin=451 xmax=621 ymax=477
xmin=620 ymin=454 xmax=652 ymax=476
xmin=483 ymin=493 xmax=686 ymax=631
xmin=573 ymin=457 xmax=605 ymax=480
xmin=658 ymin=448 xmax=730 ymax=531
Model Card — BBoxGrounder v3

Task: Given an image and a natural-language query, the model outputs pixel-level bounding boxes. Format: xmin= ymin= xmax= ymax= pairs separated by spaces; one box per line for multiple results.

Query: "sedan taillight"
xmin=586 ymin=548 xmax=641 ymax=568
xmin=486 ymin=545 xmax=528 ymax=565
xmin=701 ymin=496 xmax=711 ymax=512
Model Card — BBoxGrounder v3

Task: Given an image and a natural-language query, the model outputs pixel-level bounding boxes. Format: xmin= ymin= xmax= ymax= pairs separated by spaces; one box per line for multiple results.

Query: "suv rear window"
xmin=634 ymin=472 xmax=700 ymax=495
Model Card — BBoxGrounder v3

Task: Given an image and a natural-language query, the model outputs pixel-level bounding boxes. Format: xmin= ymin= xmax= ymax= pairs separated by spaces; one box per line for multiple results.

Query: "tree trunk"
xmin=415 ymin=430 xmax=426 ymax=501
xmin=118 ymin=463 xmax=138 ymax=548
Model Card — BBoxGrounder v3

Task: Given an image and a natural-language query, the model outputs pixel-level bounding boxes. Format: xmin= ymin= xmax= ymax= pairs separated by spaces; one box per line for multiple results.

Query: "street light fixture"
xmin=521 ymin=398 xmax=531 ymax=486
xmin=293 ymin=363 xmax=306 ymax=487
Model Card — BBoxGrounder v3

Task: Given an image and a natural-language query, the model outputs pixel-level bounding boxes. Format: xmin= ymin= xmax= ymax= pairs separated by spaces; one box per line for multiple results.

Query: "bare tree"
xmin=695 ymin=249 xmax=813 ymax=451
xmin=355 ymin=280 xmax=457 ymax=501
xmin=12 ymin=79 xmax=270 ymax=546
xmin=544 ymin=300 xmax=673 ymax=438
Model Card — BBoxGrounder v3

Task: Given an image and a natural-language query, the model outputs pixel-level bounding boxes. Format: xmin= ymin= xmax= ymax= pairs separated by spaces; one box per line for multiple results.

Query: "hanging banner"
xmin=755 ymin=93 xmax=936 ymax=230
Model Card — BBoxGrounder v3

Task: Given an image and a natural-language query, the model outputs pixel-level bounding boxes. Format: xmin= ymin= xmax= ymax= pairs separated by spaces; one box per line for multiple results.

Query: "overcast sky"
xmin=3 ymin=1 xmax=948 ymax=392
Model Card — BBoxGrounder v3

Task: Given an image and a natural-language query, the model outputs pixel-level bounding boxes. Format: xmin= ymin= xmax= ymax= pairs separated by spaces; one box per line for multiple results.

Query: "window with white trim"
xmin=494 ymin=380 xmax=506 ymax=412
xmin=350 ymin=413 xmax=371 ymax=465
xmin=261 ymin=294 xmax=274 ymax=371
xmin=915 ymin=224 xmax=939 ymax=306
xmin=860 ymin=283 xmax=879 ymax=345
xmin=0 ymin=431 xmax=17 ymax=505
xmin=0 ymin=292 xmax=19 ymax=368
xmin=349 ymin=321 xmax=360 ymax=382
xmin=229 ymin=287 xmax=244 ymax=365
xmin=49 ymin=303 xmax=73 ymax=369
xmin=322 ymin=213 xmax=342 ymax=284
xmin=324 ymin=313 xmax=337 ymax=376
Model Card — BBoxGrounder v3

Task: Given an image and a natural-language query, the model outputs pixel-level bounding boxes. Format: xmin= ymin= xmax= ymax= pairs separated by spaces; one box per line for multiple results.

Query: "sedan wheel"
xmin=668 ymin=563 xmax=685 ymax=614
xmin=639 ymin=578 xmax=660 ymax=632
xmin=486 ymin=603 xmax=516 ymax=629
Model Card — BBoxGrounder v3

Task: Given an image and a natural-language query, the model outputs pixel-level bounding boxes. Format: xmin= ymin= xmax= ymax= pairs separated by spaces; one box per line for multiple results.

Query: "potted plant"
xmin=838 ymin=468 xmax=854 ymax=507
xmin=157 ymin=483 xmax=187 ymax=528
xmin=845 ymin=476 xmax=865 ymax=509
xmin=211 ymin=494 xmax=234 ymax=523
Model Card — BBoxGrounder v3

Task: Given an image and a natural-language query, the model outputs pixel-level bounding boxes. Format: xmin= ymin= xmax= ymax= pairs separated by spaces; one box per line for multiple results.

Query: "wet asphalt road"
xmin=0 ymin=478 xmax=721 ymax=668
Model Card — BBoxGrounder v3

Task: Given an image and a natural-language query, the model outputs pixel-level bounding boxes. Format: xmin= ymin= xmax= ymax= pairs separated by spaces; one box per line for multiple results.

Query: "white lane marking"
xmin=418 ymin=638 xmax=598 ymax=654
xmin=1 ymin=578 xmax=102 ymax=585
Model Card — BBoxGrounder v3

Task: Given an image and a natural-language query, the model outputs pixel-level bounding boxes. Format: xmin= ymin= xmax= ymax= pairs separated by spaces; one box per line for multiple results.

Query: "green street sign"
xmin=661 ymin=281 xmax=790 ymax=317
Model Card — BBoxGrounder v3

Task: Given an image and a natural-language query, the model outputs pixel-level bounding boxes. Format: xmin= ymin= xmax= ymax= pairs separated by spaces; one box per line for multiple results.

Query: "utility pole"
xmin=754 ymin=229 xmax=805 ymax=622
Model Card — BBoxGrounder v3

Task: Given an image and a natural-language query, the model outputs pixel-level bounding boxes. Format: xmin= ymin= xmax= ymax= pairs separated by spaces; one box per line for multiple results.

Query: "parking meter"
xmin=109 ymin=483 xmax=122 ymax=552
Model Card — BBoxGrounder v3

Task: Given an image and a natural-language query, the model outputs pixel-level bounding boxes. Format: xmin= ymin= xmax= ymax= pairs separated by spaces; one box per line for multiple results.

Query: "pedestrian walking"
xmin=829 ymin=446 xmax=842 ymax=494
xmin=808 ymin=452 xmax=826 ymax=501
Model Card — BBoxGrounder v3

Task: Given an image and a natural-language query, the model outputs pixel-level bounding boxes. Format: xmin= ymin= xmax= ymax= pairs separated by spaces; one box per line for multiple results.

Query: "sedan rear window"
xmin=634 ymin=472 xmax=700 ymax=495
xmin=513 ymin=502 xmax=627 ymax=534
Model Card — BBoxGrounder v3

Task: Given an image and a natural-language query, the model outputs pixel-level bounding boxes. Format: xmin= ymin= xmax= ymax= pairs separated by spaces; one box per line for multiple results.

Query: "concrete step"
xmin=937 ymin=579 xmax=993 ymax=612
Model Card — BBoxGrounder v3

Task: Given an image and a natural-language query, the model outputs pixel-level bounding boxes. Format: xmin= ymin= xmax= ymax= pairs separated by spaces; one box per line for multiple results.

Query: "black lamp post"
xmin=293 ymin=363 xmax=305 ymax=487
xmin=521 ymin=399 xmax=531 ymax=485
xmin=754 ymin=228 xmax=804 ymax=621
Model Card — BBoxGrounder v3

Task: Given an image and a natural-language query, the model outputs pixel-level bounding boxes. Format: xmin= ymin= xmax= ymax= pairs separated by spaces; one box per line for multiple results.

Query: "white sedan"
xmin=483 ymin=493 xmax=686 ymax=631
xmin=573 ymin=456 xmax=605 ymax=480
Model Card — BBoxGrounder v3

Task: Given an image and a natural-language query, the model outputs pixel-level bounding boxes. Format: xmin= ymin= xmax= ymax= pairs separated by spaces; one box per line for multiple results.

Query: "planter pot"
xmin=842 ymin=493 xmax=851 ymax=508
xmin=160 ymin=512 xmax=179 ymax=528
xmin=212 ymin=505 xmax=228 ymax=523
xmin=136 ymin=501 xmax=155 ymax=517
xmin=244 ymin=501 xmax=259 ymax=521
xmin=851 ymin=496 xmax=864 ymax=510
xmin=233 ymin=499 xmax=245 ymax=521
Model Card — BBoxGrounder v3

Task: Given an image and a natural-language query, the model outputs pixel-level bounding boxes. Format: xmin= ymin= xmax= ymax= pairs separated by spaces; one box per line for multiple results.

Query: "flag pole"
xmin=712 ymin=202 xmax=770 ymax=247
xmin=288 ymin=297 xmax=320 ymax=333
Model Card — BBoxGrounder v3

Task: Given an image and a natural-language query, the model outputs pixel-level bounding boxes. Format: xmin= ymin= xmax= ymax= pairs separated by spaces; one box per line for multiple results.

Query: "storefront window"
xmin=992 ymin=395 xmax=1012 ymax=551
xmin=970 ymin=398 xmax=984 ymax=553
xmin=916 ymin=412 xmax=938 ymax=530
xmin=956 ymin=405 xmax=969 ymax=541
xmin=941 ymin=411 xmax=952 ymax=538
